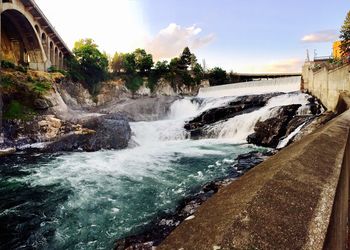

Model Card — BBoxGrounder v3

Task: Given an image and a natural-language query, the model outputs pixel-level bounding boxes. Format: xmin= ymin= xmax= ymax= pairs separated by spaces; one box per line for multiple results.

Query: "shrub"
xmin=125 ymin=74 xmax=143 ymax=94
xmin=1 ymin=60 xmax=16 ymax=69
xmin=3 ymin=100 xmax=36 ymax=120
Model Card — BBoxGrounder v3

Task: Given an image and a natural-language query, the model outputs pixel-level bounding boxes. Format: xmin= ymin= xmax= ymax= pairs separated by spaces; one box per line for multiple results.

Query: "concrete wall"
xmin=159 ymin=107 xmax=350 ymax=250
xmin=198 ymin=76 xmax=301 ymax=98
xmin=303 ymin=63 xmax=350 ymax=111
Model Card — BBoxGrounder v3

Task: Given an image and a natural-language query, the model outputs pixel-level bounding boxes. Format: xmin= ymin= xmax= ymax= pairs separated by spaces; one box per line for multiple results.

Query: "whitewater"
xmin=0 ymin=78 xmax=312 ymax=249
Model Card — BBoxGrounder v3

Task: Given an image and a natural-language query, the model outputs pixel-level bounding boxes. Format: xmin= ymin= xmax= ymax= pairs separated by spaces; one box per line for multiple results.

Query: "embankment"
xmin=159 ymin=94 xmax=350 ymax=250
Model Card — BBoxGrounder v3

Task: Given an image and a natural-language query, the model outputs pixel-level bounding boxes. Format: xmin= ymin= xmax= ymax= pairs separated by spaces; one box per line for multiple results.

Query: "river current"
xmin=0 ymin=81 xmax=311 ymax=249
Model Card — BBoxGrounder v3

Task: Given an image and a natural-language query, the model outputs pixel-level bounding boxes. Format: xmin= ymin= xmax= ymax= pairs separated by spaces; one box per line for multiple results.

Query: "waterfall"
xmin=203 ymin=92 xmax=311 ymax=143
xmin=131 ymin=91 xmax=312 ymax=147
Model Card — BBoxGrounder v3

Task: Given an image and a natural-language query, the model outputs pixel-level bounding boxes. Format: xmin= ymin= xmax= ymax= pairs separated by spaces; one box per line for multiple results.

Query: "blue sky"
xmin=36 ymin=0 xmax=349 ymax=73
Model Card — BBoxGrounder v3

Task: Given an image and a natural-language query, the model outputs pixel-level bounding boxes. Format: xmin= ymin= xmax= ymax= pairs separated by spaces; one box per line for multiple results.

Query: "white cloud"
xmin=146 ymin=23 xmax=215 ymax=60
xmin=301 ymin=30 xmax=338 ymax=43
xmin=261 ymin=58 xmax=304 ymax=73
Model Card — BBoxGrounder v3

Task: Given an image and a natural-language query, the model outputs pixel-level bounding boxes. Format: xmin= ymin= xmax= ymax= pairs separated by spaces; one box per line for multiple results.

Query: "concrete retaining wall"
xmin=303 ymin=63 xmax=350 ymax=111
xmin=159 ymin=107 xmax=350 ymax=250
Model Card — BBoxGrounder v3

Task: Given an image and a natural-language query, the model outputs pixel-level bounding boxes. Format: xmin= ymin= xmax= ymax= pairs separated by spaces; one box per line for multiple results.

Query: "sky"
xmin=35 ymin=0 xmax=349 ymax=73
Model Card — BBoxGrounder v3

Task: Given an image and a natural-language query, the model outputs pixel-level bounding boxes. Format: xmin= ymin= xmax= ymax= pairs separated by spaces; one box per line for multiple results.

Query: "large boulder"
xmin=45 ymin=113 xmax=131 ymax=152
xmin=247 ymin=104 xmax=301 ymax=147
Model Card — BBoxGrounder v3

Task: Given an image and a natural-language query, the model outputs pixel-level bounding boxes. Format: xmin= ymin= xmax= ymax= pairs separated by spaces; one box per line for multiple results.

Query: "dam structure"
xmin=198 ymin=76 xmax=301 ymax=98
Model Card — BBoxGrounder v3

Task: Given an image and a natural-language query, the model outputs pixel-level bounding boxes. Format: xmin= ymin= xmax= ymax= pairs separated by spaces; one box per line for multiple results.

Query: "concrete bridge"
xmin=0 ymin=0 xmax=71 ymax=71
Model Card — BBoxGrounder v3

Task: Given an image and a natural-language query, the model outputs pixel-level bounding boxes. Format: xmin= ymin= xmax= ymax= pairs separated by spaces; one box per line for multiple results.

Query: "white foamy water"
xmin=204 ymin=92 xmax=311 ymax=143
xmin=277 ymin=122 xmax=306 ymax=149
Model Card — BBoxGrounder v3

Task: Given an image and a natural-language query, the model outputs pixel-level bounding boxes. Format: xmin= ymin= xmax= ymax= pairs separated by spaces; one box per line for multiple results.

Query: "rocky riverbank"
xmin=0 ymin=69 xmax=187 ymax=155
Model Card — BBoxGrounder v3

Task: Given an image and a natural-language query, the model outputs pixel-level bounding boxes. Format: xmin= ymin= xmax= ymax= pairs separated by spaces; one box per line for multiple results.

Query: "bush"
xmin=16 ymin=65 xmax=27 ymax=73
xmin=1 ymin=60 xmax=16 ymax=69
xmin=208 ymin=67 xmax=228 ymax=86
xmin=31 ymin=81 xmax=52 ymax=94
xmin=125 ymin=74 xmax=143 ymax=94
xmin=3 ymin=100 xmax=36 ymax=120
xmin=1 ymin=76 xmax=14 ymax=88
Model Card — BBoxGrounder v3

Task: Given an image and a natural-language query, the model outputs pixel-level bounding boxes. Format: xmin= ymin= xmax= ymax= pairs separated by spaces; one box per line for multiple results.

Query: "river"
xmin=0 ymin=83 xmax=311 ymax=249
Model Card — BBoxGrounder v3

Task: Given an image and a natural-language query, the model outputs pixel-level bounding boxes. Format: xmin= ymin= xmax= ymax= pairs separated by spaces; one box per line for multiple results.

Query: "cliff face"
xmin=0 ymin=68 xmax=199 ymax=155
xmin=0 ymin=69 xmax=133 ymax=155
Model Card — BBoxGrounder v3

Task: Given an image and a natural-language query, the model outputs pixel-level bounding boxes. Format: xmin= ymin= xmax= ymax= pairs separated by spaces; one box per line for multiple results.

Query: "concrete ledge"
xmin=159 ymin=110 xmax=350 ymax=250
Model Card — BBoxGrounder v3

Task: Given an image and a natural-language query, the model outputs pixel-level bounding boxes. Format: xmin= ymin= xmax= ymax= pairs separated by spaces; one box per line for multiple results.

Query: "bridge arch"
xmin=1 ymin=0 xmax=71 ymax=71
xmin=1 ymin=7 xmax=46 ymax=70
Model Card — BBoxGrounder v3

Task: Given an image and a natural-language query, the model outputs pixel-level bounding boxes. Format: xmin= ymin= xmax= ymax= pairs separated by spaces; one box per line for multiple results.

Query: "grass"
xmin=31 ymin=81 xmax=52 ymax=94
xmin=3 ymin=100 xmax=37 ymax=120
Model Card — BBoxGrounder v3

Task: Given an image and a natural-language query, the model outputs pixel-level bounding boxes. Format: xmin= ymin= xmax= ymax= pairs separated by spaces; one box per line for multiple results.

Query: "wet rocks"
xmin=45 ymin=113 xmax=131 ymax=152
xmin=33 ymin=98 xmax=52 ymax=110
xmin=1 ymin=113 xmax=132 ymax=154
xmin=184 ymin=93 xmax=283 ymax=135
xmin=247 ymin=104 xmax=302 ymax=148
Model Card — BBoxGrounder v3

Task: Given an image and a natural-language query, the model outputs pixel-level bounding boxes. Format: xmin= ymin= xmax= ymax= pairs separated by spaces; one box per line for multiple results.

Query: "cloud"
xmin=261 ymin=58 xmax=304 ymax=73
xmin=301 ymin=30 xmax=338 ymax=43
xmin=146 ymin=23 xmax=215 ymax=60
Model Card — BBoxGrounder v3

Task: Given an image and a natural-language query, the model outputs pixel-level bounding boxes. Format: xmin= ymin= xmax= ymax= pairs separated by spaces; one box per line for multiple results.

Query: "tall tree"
xmin=178 ymin=47 xmax=192 ymax=70
xmin=72 ymin=38 xmax=108 ymax=94
xmin=111 ymin=52 xmax=125 ymax=73
xmin=340 ymin=11 xmax=350 ymax=61
xmin=123 ymin=53 xmax=136 ymax=74
xmin=133 ymin=48 xmax=154 ymax=73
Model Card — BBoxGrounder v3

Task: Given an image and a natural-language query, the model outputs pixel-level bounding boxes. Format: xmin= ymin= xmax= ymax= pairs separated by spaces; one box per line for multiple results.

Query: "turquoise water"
xmin=0 ymin=93 xmax=312 ymax=249
xmin=0 ymin=138 xmax=263 ymax=249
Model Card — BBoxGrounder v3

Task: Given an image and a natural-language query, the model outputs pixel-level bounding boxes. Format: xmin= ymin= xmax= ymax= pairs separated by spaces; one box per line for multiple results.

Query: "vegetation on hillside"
xmin=0 ymin=69 xmax=62 ymax=120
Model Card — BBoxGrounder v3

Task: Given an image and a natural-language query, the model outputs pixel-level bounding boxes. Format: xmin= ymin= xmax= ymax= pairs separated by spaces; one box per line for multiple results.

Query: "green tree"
xmin=340 ymin=11 xmax=350 ymax=61
xmin=72 ymin=38 xmax=108 ymax=94
xmin=123 ymin=53 xmax=136 ymax=74
xmin=154 ymin=60 xmax=170 ymax=75
xmin=111 ymin=52 xmax=125 ymax=74
xmin=178 ymin=47 xmax=192 ymax=70
xmin=208 ymin=67 xmax=227 ymax=86
xmin=133 ymin=48 xmax=154 ymax=74
xmin=125 ymin=75 xmax=143 ymax=97
xmin=193 ymin=63 xmax=204 ymax=84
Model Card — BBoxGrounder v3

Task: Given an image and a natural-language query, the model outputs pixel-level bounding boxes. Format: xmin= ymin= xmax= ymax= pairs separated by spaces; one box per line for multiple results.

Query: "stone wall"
xmin=302 ymin=62 xmax=350 ymax=111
